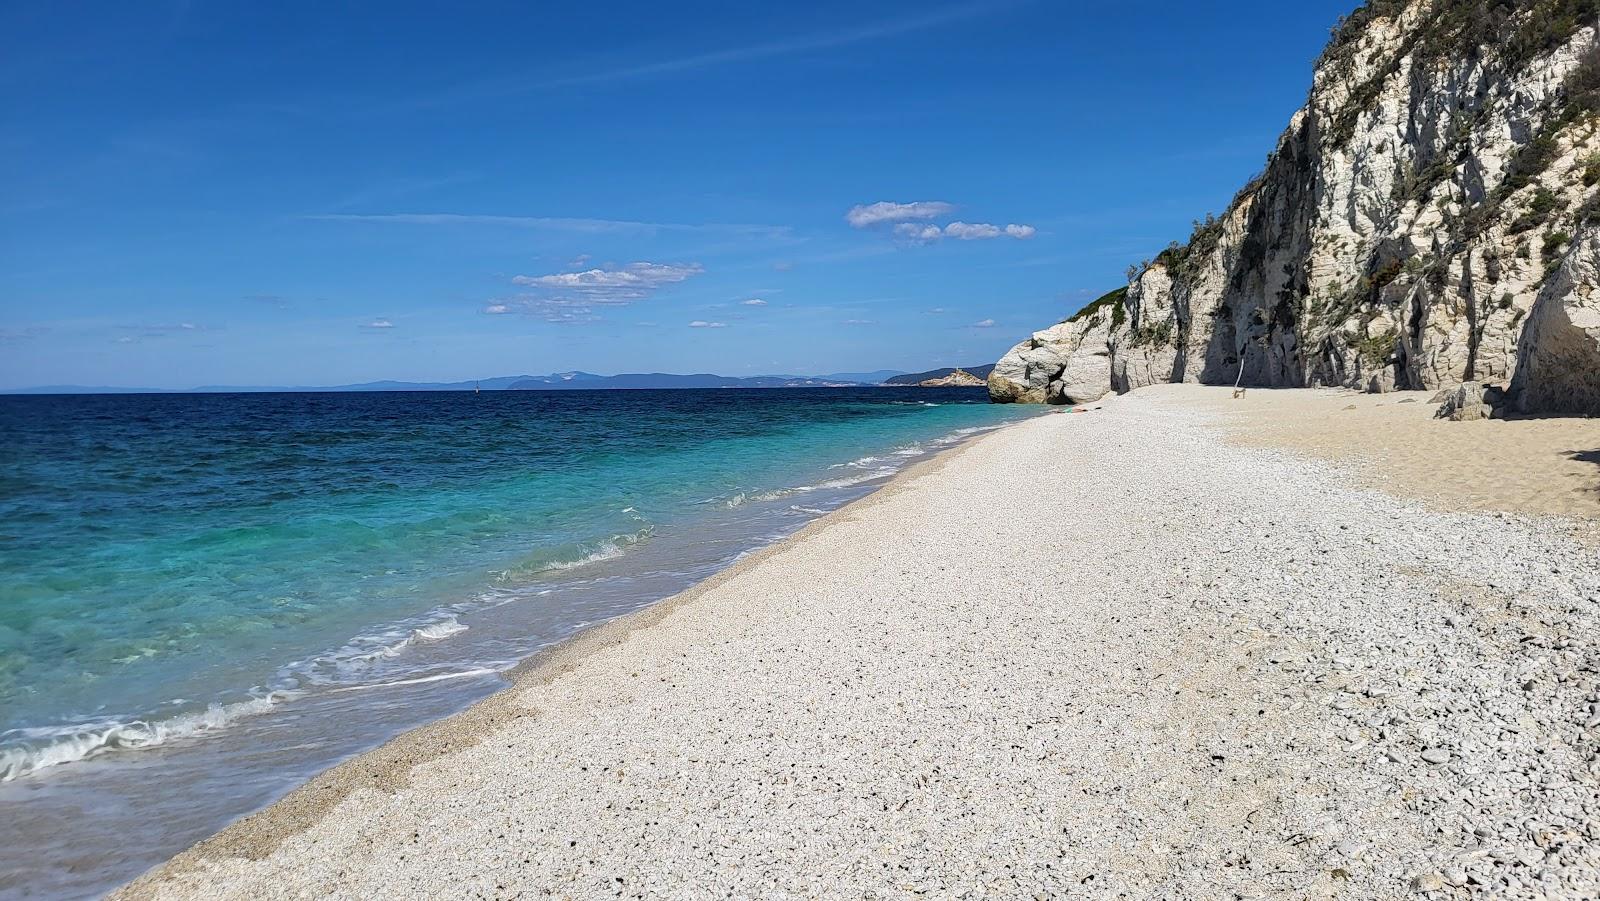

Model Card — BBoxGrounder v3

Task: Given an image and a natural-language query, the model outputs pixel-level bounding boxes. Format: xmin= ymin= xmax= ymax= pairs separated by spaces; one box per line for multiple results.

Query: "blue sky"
xmin=1 ymin=0 xmax=1357 ymax=389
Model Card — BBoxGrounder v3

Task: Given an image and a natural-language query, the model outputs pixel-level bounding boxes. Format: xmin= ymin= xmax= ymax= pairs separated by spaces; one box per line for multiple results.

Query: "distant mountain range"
xmin=3 ymin=368 xmax=989 ymax=395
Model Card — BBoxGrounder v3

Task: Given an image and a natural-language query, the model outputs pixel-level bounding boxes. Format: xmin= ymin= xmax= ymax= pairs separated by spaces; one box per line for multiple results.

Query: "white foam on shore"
xmin=493 ymin=526 xmax=656 ymax=580
xmin=328 ymin=667 xmax=502 ymax=693
xmin=728 ymin=423 xmax=1002 ymax=511
xmin=0 ymin=611 xmax=478 ymax=782
xmin=0 ymin=691 xmax=299 ymax=782
xmin=0 ymin=418 xmax=1015 ymax=787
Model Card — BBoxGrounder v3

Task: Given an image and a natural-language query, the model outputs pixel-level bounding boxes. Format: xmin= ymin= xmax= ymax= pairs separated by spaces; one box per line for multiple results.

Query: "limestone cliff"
xmin=991 ymin=0 xmax=1600 ymax=415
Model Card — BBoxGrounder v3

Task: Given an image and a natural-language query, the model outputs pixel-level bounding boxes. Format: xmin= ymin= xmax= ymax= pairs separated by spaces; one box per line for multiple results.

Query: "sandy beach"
xmin=117 ymin=386 xmax=1600 ymax=900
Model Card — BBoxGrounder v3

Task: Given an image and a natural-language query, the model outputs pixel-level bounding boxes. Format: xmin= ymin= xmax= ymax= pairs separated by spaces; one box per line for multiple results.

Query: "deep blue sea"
xmin=0 ymin=387 xmax=1039 ymax=898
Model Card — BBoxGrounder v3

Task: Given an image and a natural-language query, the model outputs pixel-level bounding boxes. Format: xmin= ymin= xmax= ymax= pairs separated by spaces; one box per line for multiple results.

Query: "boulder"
xmin=1511 ymin=226 xmax=1600 ymax=416
xmin=989 ymin=320 xmax=1094 ymax=404
xmin=1434 ymin=382 xmax=1508 ymax=422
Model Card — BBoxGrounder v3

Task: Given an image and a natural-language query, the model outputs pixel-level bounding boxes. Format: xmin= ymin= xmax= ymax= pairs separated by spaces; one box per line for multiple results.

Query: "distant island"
xmin=3 ymin=368 xmax=997 ymax=395
xmin=883 ymin=365 xmax=996 ymax=387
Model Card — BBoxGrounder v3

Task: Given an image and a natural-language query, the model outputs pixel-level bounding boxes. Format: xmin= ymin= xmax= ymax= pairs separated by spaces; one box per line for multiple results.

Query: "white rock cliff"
xmin=991 ymin=0 xmax=1600 ymax=415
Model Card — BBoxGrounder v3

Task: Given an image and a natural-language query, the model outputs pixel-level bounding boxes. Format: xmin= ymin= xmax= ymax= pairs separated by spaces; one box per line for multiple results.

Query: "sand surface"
xmin=117 ymin=387 xmax=1600 ymax=900
xmin=1163 ymin=384 xmax=1600 ymax=518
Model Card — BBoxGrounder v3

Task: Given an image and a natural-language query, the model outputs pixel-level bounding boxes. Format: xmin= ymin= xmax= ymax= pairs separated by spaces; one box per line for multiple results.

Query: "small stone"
xmin=1412 ymin=872 xmax=1445 ymax=891
xmin=1442 ymin=868 xmax=1468 ymax=887
xmin=1421 ymin=748 xmax=1451 ymax=764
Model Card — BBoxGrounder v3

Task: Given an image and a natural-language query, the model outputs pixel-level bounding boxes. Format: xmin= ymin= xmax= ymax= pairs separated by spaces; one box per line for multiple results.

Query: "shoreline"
xmin=112 ymin=411 xmax=1044 ymax=895
xmin=114 ymin=387 xmax=1600 ymax=899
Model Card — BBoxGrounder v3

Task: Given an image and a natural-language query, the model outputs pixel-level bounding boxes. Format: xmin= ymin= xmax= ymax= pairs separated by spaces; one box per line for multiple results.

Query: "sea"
xmin=0 ymin=387 xmax=1042 ymax=898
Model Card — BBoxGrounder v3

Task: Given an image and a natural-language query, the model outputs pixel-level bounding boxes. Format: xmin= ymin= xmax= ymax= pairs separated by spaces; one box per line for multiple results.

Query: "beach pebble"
xmin=111 ymin=390 xmax=1600 ymax=901
xmin=1412 ymin=872 xmax=1445 ymax=891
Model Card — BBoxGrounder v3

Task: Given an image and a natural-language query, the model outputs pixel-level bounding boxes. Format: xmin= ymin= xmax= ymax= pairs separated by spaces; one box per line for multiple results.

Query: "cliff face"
xmin=991 ymin=0 xmax=1600 ymax=414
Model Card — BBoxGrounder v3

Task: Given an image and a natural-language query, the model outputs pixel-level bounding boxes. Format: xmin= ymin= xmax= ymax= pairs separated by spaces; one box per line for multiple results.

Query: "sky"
xmin=0 ymin=0 xmax=1360 ymax=389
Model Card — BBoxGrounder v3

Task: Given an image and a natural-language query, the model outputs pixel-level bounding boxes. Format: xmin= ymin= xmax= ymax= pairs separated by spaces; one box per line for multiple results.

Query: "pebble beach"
xmin=117 ymin=386 xmax=1600 ymax=900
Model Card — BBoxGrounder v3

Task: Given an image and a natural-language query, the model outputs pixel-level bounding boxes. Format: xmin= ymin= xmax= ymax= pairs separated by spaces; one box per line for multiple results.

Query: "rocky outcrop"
xmin=918 ymin=369 xmax=986 ymax=388
xmin=1510 ymin=223 xmax=1600 ymax=413
xmin=992 ymin=0 xmax=1600 ymax=416
xmin=989 ymin=290 xmax=1119 ymax=404
xmin=1434 ymin=380 xmax=1510 ymax=419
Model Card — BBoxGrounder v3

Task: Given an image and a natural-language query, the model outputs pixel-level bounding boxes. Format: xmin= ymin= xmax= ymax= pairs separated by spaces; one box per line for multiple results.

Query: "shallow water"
xmin=0 ymin=387 xmax=1039 ymax=898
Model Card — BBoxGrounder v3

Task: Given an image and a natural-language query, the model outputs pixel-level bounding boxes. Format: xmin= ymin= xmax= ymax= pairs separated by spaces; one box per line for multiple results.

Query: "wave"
xmin=0 ymin=691 xmax=297 ymax=782
xmin=0 ymin=417 xmax=1013 ymax=784
xmin=493 ymin=526 xmax=655 ymax=581
xmin=828 ymin=455 xmax=884 ymax=469
xmin=294 ymin=616 xmax=470 ymax=681
xmin=720 ymin=423 xmax=1005 ymax=514
xmin=328 ymin=667 xmax=501 ymax=694
xmin=0 ymin=610 xmax=480 ymax=782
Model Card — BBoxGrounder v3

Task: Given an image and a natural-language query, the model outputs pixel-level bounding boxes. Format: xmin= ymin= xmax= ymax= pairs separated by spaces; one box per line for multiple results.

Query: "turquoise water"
xmin=0 ymin=387 xmax=1039 ymax=897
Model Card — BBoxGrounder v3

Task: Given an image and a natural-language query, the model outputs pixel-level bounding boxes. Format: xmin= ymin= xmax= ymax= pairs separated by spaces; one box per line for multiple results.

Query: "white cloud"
xmin=842 ymin=319 xmax=876 ymax=325
xmin=894 ymin=223 xmax=946 ymax=243
xmin=688 ymin=320 xmax=727 ymax=328
xmin=740 ymin=298 xmax=768 ymax=306
xmin=363 ymin=318 xmax=395 ymax=329
xmin=972 ymin=318 xmax=997 ymax=328
xmin=0 ymin=326 xmax=47 ymax=345
xmin=895 ymin=221 xmax=1038 ymax=243
xmin=511 ymin=298 xmax=605 ymax=323
xmin=489 ymin=261 xmax=705 ymax=323
xmin=943 ymin=221 xmax=1003 ymax=240
xmin=511 ymin=262 xmax=703 ymax=300
xmin=847 ymin=201 xmax=954 ymax=228
xmin=307 ymin=214 xmax=788 ymax=240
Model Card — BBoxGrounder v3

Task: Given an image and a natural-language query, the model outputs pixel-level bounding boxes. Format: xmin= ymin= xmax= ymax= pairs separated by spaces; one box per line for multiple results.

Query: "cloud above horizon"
xmin=893 ymin=220 xmax=1036 ymax=243
xmin=512 ymin=262 xmax=703 ymax=298
xmin=307 ymin=213 xmax=789 ymax=240
xmin=688 ymin=320 xmax=727 ymax=328
xmin=740 ymin=298 xmax=768 ymax=306
xmin=492 ymin=261 xmax=704 ymax=322
xmin=362 ymin=318 xmax=395 ymax=329
xmin=850 ymin=202 xmax=1035 ymax=245
xmin=846 ymin=201 xmax=955 ymax=228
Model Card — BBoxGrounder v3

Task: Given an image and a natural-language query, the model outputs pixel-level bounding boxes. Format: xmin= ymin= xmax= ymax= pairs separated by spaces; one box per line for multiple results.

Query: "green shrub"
xmin=1510 ymin=187 xmax=1561 ymax=232
xmin=1357 ymin=326 xmax=1399 ymax=365
xmin=1579 ymin=191 xmax=1600 ymax=223
xmin=1566 ymin=44 xmax=1600 ymax=120
xmin=1542 ymin=229 xmax=1572 ymax=259
xmin=1068 ymin=287 xmax=1129 ymax=329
